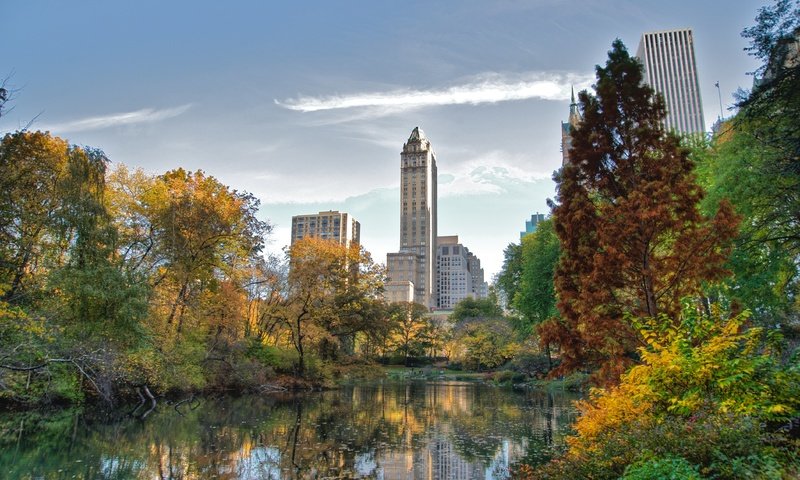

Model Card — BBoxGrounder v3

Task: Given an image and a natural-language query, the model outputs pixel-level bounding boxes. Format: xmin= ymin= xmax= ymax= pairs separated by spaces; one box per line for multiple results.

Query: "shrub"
xmin=523 ymin=307 xmax=800 ymax=479
xmin=245 ymin=339 xmax=297 ymax=373
xmin=622 ymin=455 xmax=703 ymax=480
xmin=509 ymin=351 xmax=553 ymax=378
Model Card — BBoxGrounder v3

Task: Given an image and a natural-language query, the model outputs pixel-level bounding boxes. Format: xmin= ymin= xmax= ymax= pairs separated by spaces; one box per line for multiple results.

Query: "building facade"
xmin=636 ymin=28 xmax=705 ymax=135
xmin=466 ymin=250 xmax=489 ymax=298
xmin=436 ymin=236 xmax=472 ymax=310
xmin=435 ymin=235 xmax=488 ymax=309
xmin=386 ymin=127 xmax=438 ymax=308
xmin=290 ymin=210 xmax=360 ymax=246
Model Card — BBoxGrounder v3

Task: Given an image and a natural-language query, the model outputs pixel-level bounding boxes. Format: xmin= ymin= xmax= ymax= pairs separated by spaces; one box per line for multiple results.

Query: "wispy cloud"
xmin=46 ymin=104 xmax=193 ymax=132
xmin=276 ymin=71 xmax=592 ymax=114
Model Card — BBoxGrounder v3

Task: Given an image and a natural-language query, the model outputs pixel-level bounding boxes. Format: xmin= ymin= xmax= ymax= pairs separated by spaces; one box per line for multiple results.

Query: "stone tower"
xmin=386 ymin=127 xmax=438 ymax=307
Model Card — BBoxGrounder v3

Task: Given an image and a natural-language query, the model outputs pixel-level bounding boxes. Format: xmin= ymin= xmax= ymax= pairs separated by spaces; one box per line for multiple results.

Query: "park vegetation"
xmin=509 ymin=1 xmax=799 ymax=477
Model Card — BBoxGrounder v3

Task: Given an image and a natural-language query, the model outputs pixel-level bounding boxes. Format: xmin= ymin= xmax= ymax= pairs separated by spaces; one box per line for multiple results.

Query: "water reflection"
xmin=0 ymin=381 xmax=578 ymax=479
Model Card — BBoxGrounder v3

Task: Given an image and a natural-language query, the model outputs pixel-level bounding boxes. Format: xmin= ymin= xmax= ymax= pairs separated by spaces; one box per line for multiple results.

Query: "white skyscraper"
xmin=636 ymin=28 xmax=705 ymax=135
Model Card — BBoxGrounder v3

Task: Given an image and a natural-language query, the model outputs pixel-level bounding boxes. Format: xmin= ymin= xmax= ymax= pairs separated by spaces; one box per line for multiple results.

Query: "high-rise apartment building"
xmin=435 ymin=236 xmax=488 ymax=310
xmin=636 ymin=28 xmax=705 ymax=135
xmin=436 ymin=236 xmax=473 ymax=310
xmin=386 ymin=127 xmax=438 ymax=307
xmin=290 ymin=210 xmax=360 ymax=246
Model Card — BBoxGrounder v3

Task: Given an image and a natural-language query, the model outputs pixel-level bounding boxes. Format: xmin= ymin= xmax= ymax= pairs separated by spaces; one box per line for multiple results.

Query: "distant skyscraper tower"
xmin=386 ymin=127 xmax=438 ymax=307
xmin=636 ymin=28 xmax=705 ymax=135
xmin=560 ymin=87 xmax=581 ymax=166
xmin=521 ymin=213 xmax=546 ymax=240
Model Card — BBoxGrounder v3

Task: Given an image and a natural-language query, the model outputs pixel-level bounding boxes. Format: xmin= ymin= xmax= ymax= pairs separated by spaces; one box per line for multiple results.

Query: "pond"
xmin=1 ymin=381 xmax=579 ymax=479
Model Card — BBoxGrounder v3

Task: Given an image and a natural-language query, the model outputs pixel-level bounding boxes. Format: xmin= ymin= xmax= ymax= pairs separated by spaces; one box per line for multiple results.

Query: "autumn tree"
xmin=542 ymin=40 xmax=740 ymax=383
xmin=0 ymin=131 xmax=71 ymax=304
xmin=274 ymin=237 xmax=385 ymax=376
xmin=386 ymin=301 xmax=432 ymax=365
xmin=143 ymin=169 xmax=270 ymax=333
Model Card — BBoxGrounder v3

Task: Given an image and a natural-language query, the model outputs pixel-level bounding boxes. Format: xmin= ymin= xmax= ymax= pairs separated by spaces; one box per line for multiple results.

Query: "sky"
xmin=1 ymin=0 xmax=763 ymax=279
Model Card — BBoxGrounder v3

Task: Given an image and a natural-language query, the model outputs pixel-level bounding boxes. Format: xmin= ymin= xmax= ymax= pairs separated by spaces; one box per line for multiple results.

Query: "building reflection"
xmin=1 ymin=381 xmax=578 ymax=479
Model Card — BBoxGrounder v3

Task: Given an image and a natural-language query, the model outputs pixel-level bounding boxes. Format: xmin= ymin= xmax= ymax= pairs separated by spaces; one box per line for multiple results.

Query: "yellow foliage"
xmin=566 ymin=307 xmax=800 ymax=461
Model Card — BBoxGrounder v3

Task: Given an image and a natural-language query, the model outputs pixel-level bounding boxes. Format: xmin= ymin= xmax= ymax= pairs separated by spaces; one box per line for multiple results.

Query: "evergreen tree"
xmin=541 ymin=40 xmax=740 ymax=384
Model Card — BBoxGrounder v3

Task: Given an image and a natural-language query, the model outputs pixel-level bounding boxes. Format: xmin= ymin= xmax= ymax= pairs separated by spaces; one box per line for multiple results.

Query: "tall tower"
xmin=636 ymin=28 xmax=705 ymax=135
xmin=560 ymin=87 xmax=581 ymax=166
xmin=387 ymin=127 xmax=438 ymax=307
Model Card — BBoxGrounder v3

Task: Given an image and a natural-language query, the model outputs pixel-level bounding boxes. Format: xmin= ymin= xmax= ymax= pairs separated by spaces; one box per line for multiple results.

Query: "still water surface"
xmin=1 ymin=381 xmax=578 ymax=479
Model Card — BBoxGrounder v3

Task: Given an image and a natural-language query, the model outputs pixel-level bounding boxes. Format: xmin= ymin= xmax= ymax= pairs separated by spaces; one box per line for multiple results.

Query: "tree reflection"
xmin=0 ymin=382 xmax=578 ymax=479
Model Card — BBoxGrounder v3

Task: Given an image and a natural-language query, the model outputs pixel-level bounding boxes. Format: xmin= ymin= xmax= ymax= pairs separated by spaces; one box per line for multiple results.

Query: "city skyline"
xmin=0 ymin=1 xmax=762 ymax=277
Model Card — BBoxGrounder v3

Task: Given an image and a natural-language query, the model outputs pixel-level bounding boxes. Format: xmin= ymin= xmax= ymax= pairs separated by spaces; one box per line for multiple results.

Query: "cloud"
xmin=439 ymin=151 xmax=552 ymax=197
xmin=45 ymin=104 xmax=193 ymax=132
xmin=276 ymin=71 xmax=592 ymax=114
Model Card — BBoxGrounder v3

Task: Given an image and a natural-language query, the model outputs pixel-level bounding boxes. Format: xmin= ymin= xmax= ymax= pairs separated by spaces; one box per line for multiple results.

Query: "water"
xmin=0 ymin=380 xmax=578 ymax=479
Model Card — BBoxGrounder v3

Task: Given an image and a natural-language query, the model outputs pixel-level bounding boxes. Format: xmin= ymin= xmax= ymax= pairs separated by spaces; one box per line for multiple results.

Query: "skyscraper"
xmin=636 ymin=28 xmax=705 ymax=135
xmin=520 ymin=212 xmax=547 ymax=239
xmin=386 ymin=127 xmax=438 ymax=308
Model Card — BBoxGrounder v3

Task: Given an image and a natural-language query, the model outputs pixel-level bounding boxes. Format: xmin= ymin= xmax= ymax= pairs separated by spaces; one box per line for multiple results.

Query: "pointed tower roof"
xmin=408 ymin=126 xmax=426 ymax=142
xmin=568 ymin=86 xmax=581 ymax=126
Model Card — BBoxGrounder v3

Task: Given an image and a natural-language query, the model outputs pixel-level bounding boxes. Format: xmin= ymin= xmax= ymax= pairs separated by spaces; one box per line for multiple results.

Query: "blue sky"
xmin=1 ymin=1 xmax=762 ymax=277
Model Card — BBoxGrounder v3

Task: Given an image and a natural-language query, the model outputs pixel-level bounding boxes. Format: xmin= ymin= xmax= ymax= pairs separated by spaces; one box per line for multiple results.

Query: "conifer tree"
xmin=540 ymin=40 xmax=740 ymax=383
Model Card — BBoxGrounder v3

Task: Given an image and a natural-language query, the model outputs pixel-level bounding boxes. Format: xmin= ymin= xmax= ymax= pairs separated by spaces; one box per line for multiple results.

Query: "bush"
xmin=492 ymin=370 xmax=525 ymax=384
xmin=524 ymin=307 xmax=800 ymax=479
xmin=245 ymin=339 xmax=297 ymax=373
xmin=509 ymin=352 xmax=553 ymax=378
xmin=622 ymin=455 xmax=703 ymax=480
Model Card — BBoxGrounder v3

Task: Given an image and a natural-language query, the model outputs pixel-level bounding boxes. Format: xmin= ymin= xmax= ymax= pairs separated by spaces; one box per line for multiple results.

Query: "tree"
xmin=143 ymin=169 xmax=270 ymax=333
xmin=386 ymin=301 xmax=431 ymax=365
xmin=0 ymin=131 xmax=71 ymax=304
xmin=453 ymin=318 xmax=517 ymax=371
xmin=276 ymin=238 xmax=385 ymax=376
xmin=496 ymin=242 xmax=523 ymax=310
xmin=451 ymin=296 xmax=503 ymax=323
xmin=513 ymin=218 xmax=560 ymax=336
xmin=691 ymin=1 xmax=800 ymax=327
xmin=542 ymin=40 xmax=740 ymax=384
xmin=734 ymin=0 xmax=800 ymax=255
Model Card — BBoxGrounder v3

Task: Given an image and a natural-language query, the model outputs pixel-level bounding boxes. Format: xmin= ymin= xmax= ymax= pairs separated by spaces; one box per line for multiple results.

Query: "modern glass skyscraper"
xmin=636 ymin=28 xmax=705 ymax=135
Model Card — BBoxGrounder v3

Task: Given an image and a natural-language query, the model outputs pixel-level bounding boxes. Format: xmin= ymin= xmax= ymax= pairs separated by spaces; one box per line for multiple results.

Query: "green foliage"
xmin=508 ymin=351 xmax=553 ymax=379
xmin=513 ymin=218 xmax=559 ymax=335
xmin=496 ymin=242 xmax=523 ymax=310
xmin=451 ymin=296 xmax=503 ymax=322
xmin=246 ymin=338 xmax=298 ymax=373
xmin=622 ymin=455 xmax=703 ymax=480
